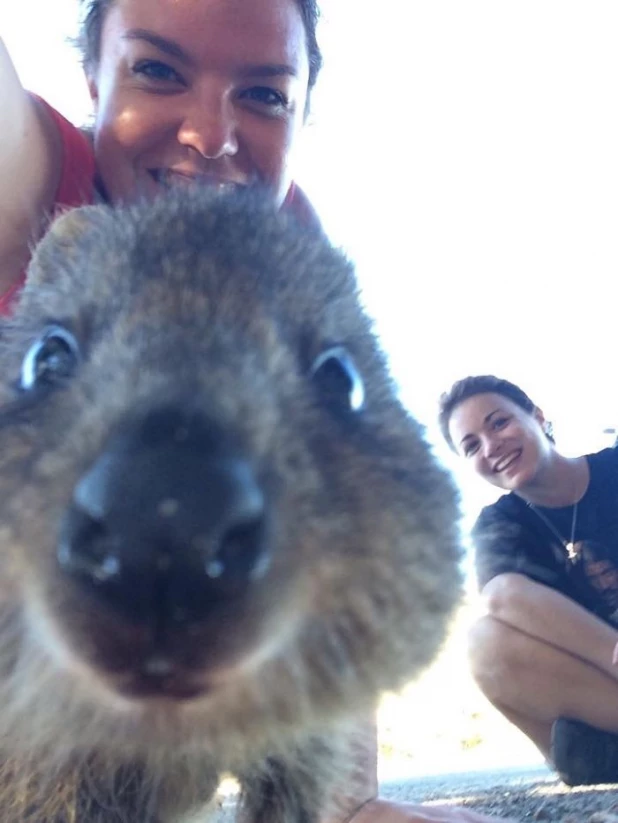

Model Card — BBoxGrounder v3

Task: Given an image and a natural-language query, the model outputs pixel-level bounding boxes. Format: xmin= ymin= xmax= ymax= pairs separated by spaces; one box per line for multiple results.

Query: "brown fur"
xmin=0 ymin=189 xmax=462 ymax=822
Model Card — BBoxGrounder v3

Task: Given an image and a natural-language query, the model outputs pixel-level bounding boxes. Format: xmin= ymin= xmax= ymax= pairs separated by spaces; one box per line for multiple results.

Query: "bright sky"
xmin=3 ymin=0 xmax=618 ymax=544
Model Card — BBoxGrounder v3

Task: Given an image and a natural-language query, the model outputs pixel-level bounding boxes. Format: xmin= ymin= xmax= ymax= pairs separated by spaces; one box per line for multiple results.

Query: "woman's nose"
xmin=177 ymin=96 xmax=239 ymax=160
xmin=482 ymin=436 xmax=502 ymax=459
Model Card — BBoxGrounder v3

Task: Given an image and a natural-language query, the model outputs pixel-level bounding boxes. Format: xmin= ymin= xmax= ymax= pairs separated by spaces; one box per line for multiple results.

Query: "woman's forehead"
xmin=449 ymin=393 xmax=521 ymax=437
xmin=105 ymin=0 xmax=310 ymax=70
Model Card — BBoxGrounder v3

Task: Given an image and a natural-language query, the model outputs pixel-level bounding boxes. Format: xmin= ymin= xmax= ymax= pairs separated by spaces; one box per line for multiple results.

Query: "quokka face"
xmin=0 ymin=188 xmax=461 ymax=821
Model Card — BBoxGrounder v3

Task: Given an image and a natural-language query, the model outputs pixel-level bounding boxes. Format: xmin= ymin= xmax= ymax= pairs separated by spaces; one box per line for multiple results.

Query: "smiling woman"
xmin=86 ymin=0 xmax=311 ymax=204
xmin=0 ymin=0 xmax=321 ymax=313
xmin=439 ymin=374 xmax=618 ymax=788
xmin=441 ymin=378 xmax=558 ymax=494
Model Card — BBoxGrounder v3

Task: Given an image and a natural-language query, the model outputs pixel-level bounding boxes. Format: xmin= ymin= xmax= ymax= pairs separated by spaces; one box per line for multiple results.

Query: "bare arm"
xmin=350 ymin=799 xmax=516 ymax=823
xmin=482 ymin=572 xmax=618 ymax=680
xmin=0 ymin=37 xmax=61 ymax=290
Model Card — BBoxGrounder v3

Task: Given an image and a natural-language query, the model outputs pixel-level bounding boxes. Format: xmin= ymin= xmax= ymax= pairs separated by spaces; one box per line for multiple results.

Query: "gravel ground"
xmin=381 ymin=766 xmax=618 ymax=821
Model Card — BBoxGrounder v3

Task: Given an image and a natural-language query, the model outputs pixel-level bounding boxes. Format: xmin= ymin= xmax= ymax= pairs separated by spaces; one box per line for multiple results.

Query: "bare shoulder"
xmin=0 ymin=37 xmax=62 ymax=291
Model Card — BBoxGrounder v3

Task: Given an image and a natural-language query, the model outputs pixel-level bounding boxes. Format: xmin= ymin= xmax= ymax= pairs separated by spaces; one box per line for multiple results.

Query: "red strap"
xmin=0 ymin=274 xmax=26 ymax=316
xmin=0 ymin=96 xmax=96 ymax=316
xmin=35 ymin=95 xmax=96 ymax=210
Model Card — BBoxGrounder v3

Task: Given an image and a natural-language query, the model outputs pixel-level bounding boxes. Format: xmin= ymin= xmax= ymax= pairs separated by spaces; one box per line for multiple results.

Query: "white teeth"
xmin=494 ymin=452 xmax=519 ymax=472
xmin=153 ymin=171 xmax=240 ymax=193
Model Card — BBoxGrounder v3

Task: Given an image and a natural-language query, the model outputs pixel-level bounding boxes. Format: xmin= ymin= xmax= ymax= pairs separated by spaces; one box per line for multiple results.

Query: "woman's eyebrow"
xmin=124 ymin=29 xmax=194 ymax=66
xmin=123 ymin=29 xmax=299 ymax=78
xmin=458 ymin=408 xmax=502 ymax=447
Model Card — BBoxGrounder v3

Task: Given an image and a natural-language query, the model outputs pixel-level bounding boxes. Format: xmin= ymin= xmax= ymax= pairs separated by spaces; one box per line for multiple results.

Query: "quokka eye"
xmin=21 ymin=325 xmax=81 ymax=391
xmin=310 ymin=346 xmax=365 ymax=414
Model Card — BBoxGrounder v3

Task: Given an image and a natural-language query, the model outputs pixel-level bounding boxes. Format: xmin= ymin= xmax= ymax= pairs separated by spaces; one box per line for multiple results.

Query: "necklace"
xmin=526 ymin=500 xmax=579 ymax=562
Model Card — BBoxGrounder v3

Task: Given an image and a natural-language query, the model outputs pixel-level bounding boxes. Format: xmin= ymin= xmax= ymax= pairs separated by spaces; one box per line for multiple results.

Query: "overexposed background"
xmin=3 ymin=0 xmax=617 ymax=775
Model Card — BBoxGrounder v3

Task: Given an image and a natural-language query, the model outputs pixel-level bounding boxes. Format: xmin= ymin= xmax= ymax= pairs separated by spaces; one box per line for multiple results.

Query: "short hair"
xmin=438 ymin=375 xmax=553 ymax=450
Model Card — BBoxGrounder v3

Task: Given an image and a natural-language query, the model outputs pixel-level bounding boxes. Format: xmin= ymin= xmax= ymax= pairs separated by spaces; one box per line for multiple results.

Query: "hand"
xmin=346 ymin=798 xmax=517 ymax=823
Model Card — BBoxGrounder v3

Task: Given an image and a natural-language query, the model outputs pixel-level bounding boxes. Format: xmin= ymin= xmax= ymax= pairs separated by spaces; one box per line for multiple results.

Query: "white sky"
xmin=3 ymin=0 xmax=618 ymax=542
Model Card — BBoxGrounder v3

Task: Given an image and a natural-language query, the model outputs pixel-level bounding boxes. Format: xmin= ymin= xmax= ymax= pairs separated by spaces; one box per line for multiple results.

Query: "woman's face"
xmin=448 ymin=393 xmax=552 ymax=492
xmin=87 ymin=0 xmax=310 ymax=206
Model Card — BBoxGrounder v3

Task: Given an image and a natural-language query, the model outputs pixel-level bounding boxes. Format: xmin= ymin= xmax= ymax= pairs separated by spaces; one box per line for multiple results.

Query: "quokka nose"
xmin=58 ymin=406 xmax=271 ymax=626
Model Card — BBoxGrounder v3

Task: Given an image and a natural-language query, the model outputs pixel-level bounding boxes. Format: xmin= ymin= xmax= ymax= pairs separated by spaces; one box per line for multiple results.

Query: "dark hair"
xmin=77 ymin=0 xmax=323 ymax=92
xmin=438 ymin=374 xmax=554 ymax=450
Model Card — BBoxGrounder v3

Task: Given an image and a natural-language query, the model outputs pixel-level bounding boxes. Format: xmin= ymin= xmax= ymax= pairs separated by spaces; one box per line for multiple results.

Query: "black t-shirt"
xmin=473 ymin=447 xmax=618 ymax=627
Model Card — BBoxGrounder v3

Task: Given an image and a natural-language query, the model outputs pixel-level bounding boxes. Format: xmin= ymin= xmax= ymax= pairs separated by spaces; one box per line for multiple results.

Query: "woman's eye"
xmin=493 ymin=416 xmax=509 ymax=430
xmin=464 ymin=443 xmax=479 ymax=458
xmin=20 ymin=326 xmax=81 ymax=392
xmin=241 ymin=86 xmax=289 ymax=110
xmin=310 ymin=346 xmax=365 ymax=414
xmin=132 ymin=60 xmax=184 ymax=85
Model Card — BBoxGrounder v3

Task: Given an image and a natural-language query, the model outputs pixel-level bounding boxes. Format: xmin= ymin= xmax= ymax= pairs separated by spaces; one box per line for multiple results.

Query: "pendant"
xmin=566 ymin=541 xmax=578 ymax=562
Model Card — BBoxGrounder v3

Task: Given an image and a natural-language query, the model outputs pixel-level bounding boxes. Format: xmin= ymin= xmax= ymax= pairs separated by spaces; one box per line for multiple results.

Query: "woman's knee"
xmin=467 ymin=614 xmax=526 ymax=704
xmin=481 ymin=572 xmax=536 ymax=619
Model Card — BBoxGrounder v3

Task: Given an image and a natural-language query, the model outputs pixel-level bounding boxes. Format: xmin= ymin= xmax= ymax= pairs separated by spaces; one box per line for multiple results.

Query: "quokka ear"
xmin=26 ymin=205 xmax=107 ymax=289
xmin=48 ymin=205 xmax=102 ymax=242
